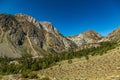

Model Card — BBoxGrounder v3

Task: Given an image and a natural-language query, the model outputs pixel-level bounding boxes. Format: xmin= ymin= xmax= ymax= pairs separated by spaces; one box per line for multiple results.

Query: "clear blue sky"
xmin=0 ymin=0 xmax=120 ymax=36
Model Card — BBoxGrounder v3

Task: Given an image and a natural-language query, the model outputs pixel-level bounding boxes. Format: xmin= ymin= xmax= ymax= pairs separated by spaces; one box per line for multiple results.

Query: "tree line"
xmin=0 ymin=41 xmax=117 ymax=75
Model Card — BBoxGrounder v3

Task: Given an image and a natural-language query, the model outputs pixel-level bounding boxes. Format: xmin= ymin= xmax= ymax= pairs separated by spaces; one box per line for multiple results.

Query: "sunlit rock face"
xmin=67 ymin=30 xmax=102 ymax=47
xmin=0 ymin=13 xmax=77 ymax=58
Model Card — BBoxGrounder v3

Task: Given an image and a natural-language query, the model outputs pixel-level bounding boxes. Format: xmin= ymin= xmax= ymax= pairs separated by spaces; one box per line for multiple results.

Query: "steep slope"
xmin=107 ymin=27 xmax=120 ymax=40
xmin=0 ymin=14 xmax=76 ymax=58
xmin=67 ymin=30 xmax=102 ymax=47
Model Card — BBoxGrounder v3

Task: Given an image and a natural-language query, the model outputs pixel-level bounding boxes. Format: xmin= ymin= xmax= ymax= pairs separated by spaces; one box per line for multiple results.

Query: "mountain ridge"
xmin=0 ymin=13 xmax=119 ymax=58
xmin=67 ymin=30 xmax=103 ymax=47
xmin=0 ymin=13 xmax=77 ymax=58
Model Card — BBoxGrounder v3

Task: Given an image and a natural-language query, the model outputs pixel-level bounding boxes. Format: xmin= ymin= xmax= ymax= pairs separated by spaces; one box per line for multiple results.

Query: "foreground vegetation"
xmin=0 ymin=41 xmax=117 ymax=77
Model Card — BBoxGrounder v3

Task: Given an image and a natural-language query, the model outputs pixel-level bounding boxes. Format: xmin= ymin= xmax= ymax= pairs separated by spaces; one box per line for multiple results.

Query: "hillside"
xmin=1 ymin=13 xmax=120 ymax=80
xmin=1 ymin=40 xmax=120 ymax=80
xmin=38 ymin=44 xmax=120 ymax=80
xmin=0 ymin=14 xmax=77 ymax=58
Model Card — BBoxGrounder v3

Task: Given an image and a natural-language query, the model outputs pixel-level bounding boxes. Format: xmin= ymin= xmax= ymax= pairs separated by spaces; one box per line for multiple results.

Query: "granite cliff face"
xmin=0 ymin=14 xmax=76 ymax=58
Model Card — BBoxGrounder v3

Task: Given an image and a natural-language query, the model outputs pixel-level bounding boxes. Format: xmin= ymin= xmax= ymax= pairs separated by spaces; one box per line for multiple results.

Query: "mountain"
xmin=0 ymin=13 xmax=120 ymax=58
xmin=67 ymin=30 xmax=102 ymax=47
xmin=0 ymin=14 xmax=76 ymax=58
xmin=1 ymin=13 xmax=120 ymax=80
xmin=107 ymin=27 xmax=120 ymax=40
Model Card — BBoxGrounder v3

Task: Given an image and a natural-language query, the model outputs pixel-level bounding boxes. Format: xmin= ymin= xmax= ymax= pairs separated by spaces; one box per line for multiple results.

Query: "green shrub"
xmin=85 ymin=55 xmax=89 ymax=60
xmin=28 ymin=72 xmax=38 ymax=79
xmin=21 ymin=72 xmax=29 ymax=78
xmin=40 ymin=76 xmax=51 ymax=80
xmin=21 ymin=72 xmax=38 ymax=79
xmin=68 ymin=59 xmax=72 ymax=64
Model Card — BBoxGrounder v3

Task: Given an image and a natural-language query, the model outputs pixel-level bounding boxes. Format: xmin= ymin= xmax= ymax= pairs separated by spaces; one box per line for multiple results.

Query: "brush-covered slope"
xmin=2 ymin=39 xmax=120 ymax=80
xmin=0 ymin=14 xmax=76 ymax=58
xmin=37 ymin=41 xmax=120 ymax=80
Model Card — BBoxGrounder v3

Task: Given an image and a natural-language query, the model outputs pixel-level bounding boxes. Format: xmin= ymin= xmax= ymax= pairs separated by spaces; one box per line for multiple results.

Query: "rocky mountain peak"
xmin=40 ymin=21 xmax=59 ymax=35
xmin=82 ymin=30 xmax=102 ymax=39
xmin=16 ymin=14 xmax=43 ymax=29
xmin=67 ymin=30 xmax=102 ymax=47
xmin=16 ymin=14 xmax=59 ymax=35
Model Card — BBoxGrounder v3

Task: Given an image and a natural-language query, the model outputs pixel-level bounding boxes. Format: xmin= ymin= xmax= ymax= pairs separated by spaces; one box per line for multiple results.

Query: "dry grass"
xmin=1 ymin=45 xmax=120 ymax=80
xmin=38 ymin=46 xmax=120 ymax=80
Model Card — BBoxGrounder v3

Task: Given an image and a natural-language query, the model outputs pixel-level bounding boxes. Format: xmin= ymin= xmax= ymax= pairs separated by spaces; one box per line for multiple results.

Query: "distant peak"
xmin=82 ymin=30 xmax=102 ymax=39
xmin=83 ymin=30 xmax=97 ymax=34
xmin=82 ymin=30 xmax=99 ymax=35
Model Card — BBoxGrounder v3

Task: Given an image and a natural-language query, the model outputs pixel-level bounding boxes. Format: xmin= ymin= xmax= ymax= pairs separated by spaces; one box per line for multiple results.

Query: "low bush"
xmin=68 ymin=59 xmax=72 ymax=64
xmin=21 ymin=71 xmax=38 ymax=79
xmin=40 ymin=76 xmax=51 ymax=80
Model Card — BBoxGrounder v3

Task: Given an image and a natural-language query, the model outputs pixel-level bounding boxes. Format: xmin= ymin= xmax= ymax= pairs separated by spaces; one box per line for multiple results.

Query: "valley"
xmin=0 ymin=13 xmax=120 ymax=80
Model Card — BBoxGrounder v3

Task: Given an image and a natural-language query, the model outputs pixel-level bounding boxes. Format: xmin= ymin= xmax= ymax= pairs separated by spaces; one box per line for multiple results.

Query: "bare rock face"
xmin=15 ymin=14 xmax=76 ymax=51
xmin=0 ymin=13 xmax=77 ymax=58
xmin=67 ymin=30 xmax=102 ymax=47
xmin=107 ymin=27 xmax=120 ymax=40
